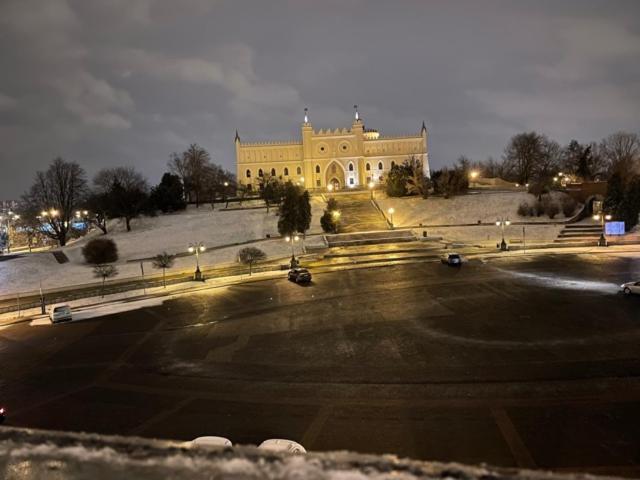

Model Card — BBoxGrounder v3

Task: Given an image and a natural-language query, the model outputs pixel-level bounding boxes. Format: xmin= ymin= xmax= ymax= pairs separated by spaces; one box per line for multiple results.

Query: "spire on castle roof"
xmin=421 ymin=121 xmax=427 ymax=133
xmin=304 ymin=107 xmax=309 ymax=124
xmin=235 ymin=129 xmax=240 ymax=142
xmin=354 ymin=104 xmax=359 ymax=121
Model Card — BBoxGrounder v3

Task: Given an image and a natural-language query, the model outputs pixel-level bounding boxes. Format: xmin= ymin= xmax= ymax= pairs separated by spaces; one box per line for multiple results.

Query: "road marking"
xmin=492 ymin=407 xmax=536 ymax=469
xmin=302 ymin=404 xmax=332 ymax=448
xmin=128 ymin=397 xmax=194 ymax=436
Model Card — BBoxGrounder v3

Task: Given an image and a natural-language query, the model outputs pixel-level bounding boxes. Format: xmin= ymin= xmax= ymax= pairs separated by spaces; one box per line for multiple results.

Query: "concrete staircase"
xmin=325 ymin=229 xmax=416 ymax=247
xmin=554 ymin=223 xmax=602 ymax=245
xmin=332 ymin=193 xmax=389 ymax=233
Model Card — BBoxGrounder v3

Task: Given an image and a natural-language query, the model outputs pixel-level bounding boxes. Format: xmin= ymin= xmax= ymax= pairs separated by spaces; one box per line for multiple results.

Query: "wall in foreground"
xmin=0 ymin=426 xmax=620 ymax=480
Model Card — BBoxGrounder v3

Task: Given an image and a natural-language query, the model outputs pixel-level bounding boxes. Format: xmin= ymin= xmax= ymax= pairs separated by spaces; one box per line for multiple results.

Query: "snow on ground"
xmin=0 ymin=196 xmax=327 ymax=297
xmin=378 ymin=191 xmax=579 ymax=227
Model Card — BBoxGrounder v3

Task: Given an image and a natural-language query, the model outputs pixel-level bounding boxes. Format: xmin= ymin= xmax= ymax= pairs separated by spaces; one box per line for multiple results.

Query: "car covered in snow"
xmin=49 ymin=304 xmax=73 ymax=323
xmin=259 ymin=439 xmax=306 ymax=454
xmin=191 ymin=436 xmax=232 ymax=448
xmin=620 ymin=280 xmax=640 ymax=295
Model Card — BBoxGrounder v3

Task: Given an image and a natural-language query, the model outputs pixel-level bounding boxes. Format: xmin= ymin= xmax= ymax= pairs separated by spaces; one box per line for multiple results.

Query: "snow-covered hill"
xmin=0 ymin=197 xmax=326 ymax=296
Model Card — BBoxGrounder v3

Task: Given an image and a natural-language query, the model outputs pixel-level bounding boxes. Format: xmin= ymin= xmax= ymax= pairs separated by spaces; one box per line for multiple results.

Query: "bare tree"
xmin=21 ymin=158 xmax=87 ymax=246
xmin=238 ymin=247 xmax=266 ymax=276
xmin=599 ymin=131 xmax=640 ymax=179
xmin=93 ymin=167 xmax=149 ymax=231
xmin=502 ymin=132 xmax=543 ymax=184
xmin=152 ymin=251 xmax=175 ymax=288
xmin=169 ymin=144 xmax=211 ymax=207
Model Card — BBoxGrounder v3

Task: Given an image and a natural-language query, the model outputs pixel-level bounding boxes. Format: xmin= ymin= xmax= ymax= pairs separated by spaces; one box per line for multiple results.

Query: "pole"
xmin=523 ymin=226 xmax=526 ymax=255
xmin=140 ymin=261 xmax=146 ymax=294
xmin=39 ymin=279 xmax=46 ymax=315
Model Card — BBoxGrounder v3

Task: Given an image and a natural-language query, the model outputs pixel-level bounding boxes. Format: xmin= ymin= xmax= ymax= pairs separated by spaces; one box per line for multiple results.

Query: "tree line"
xmin=19 ymin=143 xmax=236 ymax=246
xmin=384 ymin=130 xmax=640 ymax=230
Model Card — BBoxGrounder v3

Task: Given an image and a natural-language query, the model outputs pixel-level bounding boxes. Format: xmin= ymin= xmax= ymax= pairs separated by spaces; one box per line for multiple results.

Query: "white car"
xmin=49 ymin=304 xmax=73 ymax=323
xmin=191 ymin=436 xmax=233 ymax=448
xmin=620 ymin=281 xmax=640 ymax=295
xmin=258 ymin=439 xmax=306 ymax=454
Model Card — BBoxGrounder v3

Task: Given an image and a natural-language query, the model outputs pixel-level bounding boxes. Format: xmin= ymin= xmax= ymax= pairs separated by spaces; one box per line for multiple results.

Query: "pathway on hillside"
xmin=332 ymin=193 xmax=388 ymax=232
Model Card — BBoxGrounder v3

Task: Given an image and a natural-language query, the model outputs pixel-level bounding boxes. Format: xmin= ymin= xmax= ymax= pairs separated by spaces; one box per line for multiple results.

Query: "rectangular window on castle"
xmin=316 ymin=179 xmax=321 ymax=187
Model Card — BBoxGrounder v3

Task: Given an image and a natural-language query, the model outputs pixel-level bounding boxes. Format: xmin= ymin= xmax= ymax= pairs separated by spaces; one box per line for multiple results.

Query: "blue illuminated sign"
xmin=605 ymin=221 xmax=625 ymax=235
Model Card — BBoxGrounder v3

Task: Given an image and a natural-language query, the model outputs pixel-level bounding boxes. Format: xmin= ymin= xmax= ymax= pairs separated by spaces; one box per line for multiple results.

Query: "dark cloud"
xmin=1 ymin=0 xmax=639 ymax=198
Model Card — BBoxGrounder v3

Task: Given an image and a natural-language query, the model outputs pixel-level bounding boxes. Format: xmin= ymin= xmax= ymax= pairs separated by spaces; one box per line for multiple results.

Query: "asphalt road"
xmin=1 ymin=253 xmax=639 ymax=476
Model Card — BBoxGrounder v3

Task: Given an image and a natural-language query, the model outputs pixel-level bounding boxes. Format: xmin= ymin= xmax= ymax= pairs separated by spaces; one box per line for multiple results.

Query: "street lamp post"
xmin=387 ymin=207 xmax=395 ymax=229
xmin=593 ymin=213 xmax=612 ymax=246
xmin=368 ymin=181 xmax=375 ymax=200
xmin=285 ymin=234 xmax=300 ymax=267
xmin=496 ymin=217 xmax=511 ymax=251
xmin=188 ymin=242 xmax=206 ymax=281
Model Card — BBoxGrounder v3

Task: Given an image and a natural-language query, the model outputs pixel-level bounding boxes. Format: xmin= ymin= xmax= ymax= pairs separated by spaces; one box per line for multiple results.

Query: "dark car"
xmin=441 ymin=253 xmax=462 ymax=266
xmin=288 ymin=268 xmax=312 ymax=283
xmin=0 ymin=406 xmax=5 ymax=424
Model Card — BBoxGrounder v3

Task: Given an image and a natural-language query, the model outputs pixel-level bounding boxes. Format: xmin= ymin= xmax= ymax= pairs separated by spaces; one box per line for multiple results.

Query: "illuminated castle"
xmin=235 ymin=106 xmax=429 ymax=191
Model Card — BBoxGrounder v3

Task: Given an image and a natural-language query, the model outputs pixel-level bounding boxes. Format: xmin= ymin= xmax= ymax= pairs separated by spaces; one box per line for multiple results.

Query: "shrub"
xmin=82 ymin=238 xmax=118 ymax=265
xmin=545 ymin=201 xmax=560 ymax=219
xmin=517 ymin=202 xmax=530 ymax=217
xmin=561 ymin=196 xmax=577 ymax=217
xmin=534 ymin=199 xmax=544 ymax=217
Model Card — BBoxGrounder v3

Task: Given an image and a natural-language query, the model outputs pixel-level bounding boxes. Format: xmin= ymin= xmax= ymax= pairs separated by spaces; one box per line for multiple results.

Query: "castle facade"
xmin=235 ymin=107 xmax=429 ymax=191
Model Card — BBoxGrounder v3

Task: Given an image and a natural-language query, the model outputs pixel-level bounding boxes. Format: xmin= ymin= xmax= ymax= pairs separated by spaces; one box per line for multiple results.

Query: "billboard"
xmin=605 ymin=221 xmax=625 ymax=235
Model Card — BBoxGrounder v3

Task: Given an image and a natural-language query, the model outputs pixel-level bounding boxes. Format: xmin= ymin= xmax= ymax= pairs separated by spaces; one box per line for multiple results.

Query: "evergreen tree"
xmin=277 ymin=182 xmax=311 ymax=236
xmin=603 ymin=171 xmax=625 ymax=214
xmin=150 ymin=173 xmax=187 ymax=213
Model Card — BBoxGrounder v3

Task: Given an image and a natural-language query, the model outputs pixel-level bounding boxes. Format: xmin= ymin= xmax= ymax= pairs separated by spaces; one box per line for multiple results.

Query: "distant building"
xmin=235 ymin=106 xmax=429 ymax=191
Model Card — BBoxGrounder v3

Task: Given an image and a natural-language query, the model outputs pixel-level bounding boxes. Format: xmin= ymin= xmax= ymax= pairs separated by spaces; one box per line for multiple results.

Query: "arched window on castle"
xmin=284 ymin=167 xmax=289 ymax=176
xmin=378 ymin=162 xmax=383 ymax=170
xmin=348 ymin=163 xmax=354 ymax=172
xmin=391 ymin=161 xmax=396 ymax=168
xmin=297 ymin=166 xmax=302 ymax=175
xmin=271 ymin=168 xmax=276 ymax=176
xmin=315 ymin=165 xmax=320 ymax=174
xmin=365 ymin=163 xmax=371 ymax=171
xmin=258 ymin=169 xmax=263 ymax=177
xmin=246 ymin=169 xmax=251 ymax=178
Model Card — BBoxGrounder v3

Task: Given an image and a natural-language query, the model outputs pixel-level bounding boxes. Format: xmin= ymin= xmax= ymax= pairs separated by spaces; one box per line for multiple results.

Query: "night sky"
xmin=1 ymin=0 xmax=639 ymax=198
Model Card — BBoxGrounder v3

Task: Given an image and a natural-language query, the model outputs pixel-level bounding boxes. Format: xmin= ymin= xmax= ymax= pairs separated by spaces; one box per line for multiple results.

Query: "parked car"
xmin=620 ymin=280 xmax=640 ymax=295
xmin=441 ymin=253 xmax=462 ymax=266
xmin=259 ymin=439 xmax=306 ymax=454
xmin=49 ymin=304 xmax=73 ymax=323
xmin=288 ymin=268 xmax=312 ymax=284
xmin=191 ymin=436 xmax=232 ymax=448
xmin=0 ymin=406 xmax=6 ymax=424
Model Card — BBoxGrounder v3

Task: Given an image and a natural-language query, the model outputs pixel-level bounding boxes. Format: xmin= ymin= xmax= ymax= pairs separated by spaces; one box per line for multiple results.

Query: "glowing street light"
xmin=592 ymin=213 xmax=612 ymax=246
xmin=331 ymin=210 xmax=341 ymax=234
xmin=368 ymin=181 xmax=375 ymax=199
xmin=188 ymin=242 xmax=206 ymax=281
xmin=387 ymin=207 xmax=395 ymax=229
xmin=469 ymin=170 xmax=479 ymax=180
xmin=327 ymin=184 xmax=334 ymax=192
xmin=496 ymin=217 xmax=511 ymax=251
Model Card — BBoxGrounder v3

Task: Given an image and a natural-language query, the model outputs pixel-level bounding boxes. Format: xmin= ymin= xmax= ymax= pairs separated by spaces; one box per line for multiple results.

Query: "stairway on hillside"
xmin=325 ymin=229 xmax=415 ymax=247
xmin=554 ymin=223 xmax=603 ymax=244
xmin=332 ymin=193 xmax=388 ymax=233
